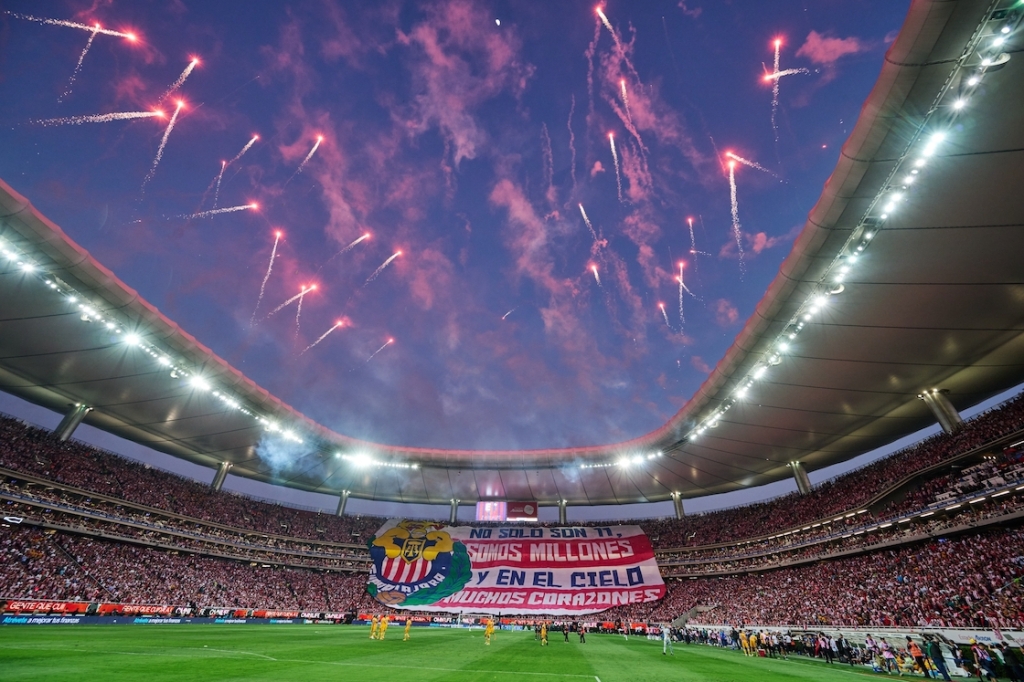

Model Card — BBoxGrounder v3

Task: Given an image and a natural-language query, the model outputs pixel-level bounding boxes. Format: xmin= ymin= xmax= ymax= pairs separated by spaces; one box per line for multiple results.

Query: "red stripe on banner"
xmin=462 ymin=537 xmax=654 ymax=569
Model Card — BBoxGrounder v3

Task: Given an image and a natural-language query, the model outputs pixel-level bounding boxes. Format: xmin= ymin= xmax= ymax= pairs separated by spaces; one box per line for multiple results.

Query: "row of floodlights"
xmin=687 ymin=16 xmax=1017 ymax=442
xmin=0 ymin=238 xmax=305 ymax=446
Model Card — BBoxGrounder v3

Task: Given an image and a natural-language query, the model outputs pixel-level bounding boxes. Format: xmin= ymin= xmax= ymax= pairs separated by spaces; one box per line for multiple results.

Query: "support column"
xmin=53 ymin=403 xmax=92 ymax=442
xmin=336 ymin=490 xmax=350 ymax=516
xmin=210 ymin=461 xmax=232 ymax=491
xmin=671 ymin=492 xmax=685 ymax=520
xmin=558 ymin=499 xmax=568 ymax=525
xmin=449 ymin=499 xmax=460 ymax=524
xmin=918 ymin=388 xmax=963 ymax=434
xmin=791 ymin=461 xmax=812 ymax=495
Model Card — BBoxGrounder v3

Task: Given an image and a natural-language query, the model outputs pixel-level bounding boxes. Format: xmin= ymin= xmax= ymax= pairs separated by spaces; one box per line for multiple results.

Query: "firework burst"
xmin=590 ymin=264 xmax=601 ymax=286
xmin=267 ymin=285 xmax=316 ymax=318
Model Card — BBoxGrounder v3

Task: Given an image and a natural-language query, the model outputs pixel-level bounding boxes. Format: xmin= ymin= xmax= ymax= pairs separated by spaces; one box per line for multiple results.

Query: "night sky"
xmin=1 ymin=0 xmax=911 ymax=456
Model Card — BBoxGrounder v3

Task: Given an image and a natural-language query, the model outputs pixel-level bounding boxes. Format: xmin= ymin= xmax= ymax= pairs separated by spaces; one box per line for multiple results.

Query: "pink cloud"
xmin=691 ymin=355 xmax=712 ymax=374
xmin=712 ymin=299 xmax=739 ymax=327
xmin=407 ymin=246 xmax=454 ymax=311
xmin=796 ymin=30 xmax=866 ymax=66
xmin=678 ymin=2 xmax=702 ymax=19
xmin=396 ymin=0 xmax=533 ymax=165
xmin=590 ymin=160 xmax=605 ymax=176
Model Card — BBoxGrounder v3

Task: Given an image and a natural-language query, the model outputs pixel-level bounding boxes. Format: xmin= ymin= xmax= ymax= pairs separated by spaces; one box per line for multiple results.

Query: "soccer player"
xmin=369 ymin=614 xmax=379 ymax=640
xmin=662 ymin=624 xmax=674 ymax=656
xmin=484 ymin=618 xmax=495 ymax=646
xmin=578 ymin=624 xmax=586 ymax=644
xmin=403 ymin=617 xmax=412 ymax=641
xmin=739 ymin=630 xmax=750 ymax=656
xmin=379 ymin=614 xmax=389 ymax=640
xmin=563 ymin=623 xmax=570 ymax=643
xmin=540 ymin=622 xmax=549 ymax=646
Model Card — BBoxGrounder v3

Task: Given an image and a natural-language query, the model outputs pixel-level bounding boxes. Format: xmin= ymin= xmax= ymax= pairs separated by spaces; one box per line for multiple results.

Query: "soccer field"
xmin=0 ymin=625 xmax=886 ymax=681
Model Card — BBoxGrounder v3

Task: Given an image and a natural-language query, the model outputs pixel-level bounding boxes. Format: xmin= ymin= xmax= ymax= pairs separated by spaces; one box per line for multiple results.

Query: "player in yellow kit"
xmin=739 ymin=630 xmax=750 ymax=656
xmin=378 ymin=614 xmax=389 ymax=640
xmin=484 ymin=618 xmax=495 ymax=645
xmin=540 ymin=622 xmax=548 ymax=646
xmin=403 ymin=617 xmax=412 ymax=641
xmin=369 ymin=614 xmax=379 ymax=639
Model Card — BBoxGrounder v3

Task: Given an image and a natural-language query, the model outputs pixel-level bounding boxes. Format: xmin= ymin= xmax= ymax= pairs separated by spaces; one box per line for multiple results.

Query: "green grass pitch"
xmin=0 ymin=625 xmax=886 ymax=681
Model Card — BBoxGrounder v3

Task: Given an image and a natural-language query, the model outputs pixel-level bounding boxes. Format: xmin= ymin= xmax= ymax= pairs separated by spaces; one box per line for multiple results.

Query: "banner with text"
xmin=366 ymin=520 xmax=665 ymax=615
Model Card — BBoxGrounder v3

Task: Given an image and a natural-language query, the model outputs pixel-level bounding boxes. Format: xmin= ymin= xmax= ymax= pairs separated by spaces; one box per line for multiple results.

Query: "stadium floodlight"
xmin=189 ymin=376 xmax=211 ymax=391
xmin=124 ymin=333 xmax=141 ymax=346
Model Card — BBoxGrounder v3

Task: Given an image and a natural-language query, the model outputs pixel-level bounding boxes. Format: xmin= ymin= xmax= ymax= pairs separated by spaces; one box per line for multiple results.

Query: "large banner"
xmin=366 ymin=520 xmax=665 ymax=615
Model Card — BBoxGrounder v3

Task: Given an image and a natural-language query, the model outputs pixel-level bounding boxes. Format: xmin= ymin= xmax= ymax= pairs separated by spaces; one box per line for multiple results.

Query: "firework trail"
xmin=687 ymin=217 xmax=697 ymax=252
xmin=609 ymin=133 xmax=623 ymax=203
xmin=141 ymin=100 xmax=184 ymax=193
xmin=725 ymin=151 xmax=777 ymax=177
xmin=501 ymin=308 xmax=517 ymax=320
xmin=595 ymin=7 xmax=623 ymax=54
xmin=207 ymin=135 xmax=258 ymax=208
xmin=765 ymin=39 xmax=808 ymax=143
xmin=766 ymin=68 xmax=810 ymax=81
xmin=228 ymin=135 xmax=259 ymax=165
xmin=541 ymin=123 xmax=555 ymax=204
xmin=266 ymin=285 xmax=315 ymax=318
xmin=677 ymin=264 xmax=685 ymax=327
xmin=163 ymin=59 xmax=199 ymax=100
xmin=659 ymin=302 xmax=671 ymax=328
xmin=365 ymin=338 xmax=394 ymax=364
xmin=567 ymin=94 xmax=577 ymax=199
xmin=315 ymin=233 xmax=370 ymax=275
xmin=60 ymin=26 xmax=99 ymax=102
xmin=620 ymin=79 xmax=632 ymax=123
xmin=33 ymin=110 xmax=164 ymax=126
xmin=5 ymin=12 xmax=138 ymax=40
xmin=590 ymin=264 xmax=601 ymax=286
xmin=286 ymin=136 xmax=323 ymax=184
xmin=301 ymin=321 xmax=344 ymax=355
xmin=579 ymin=204 xmax=598 ymax=241
xmin=365 ymin=251 xmax=401 ymax=285
xmin=177 ymin=203 xmax=256 ymax=220
xmin=250 ymin=231 xmax=281 ymax=327
xmin=294 ymin=294 xmax=305 ymax=337
xmin=770 ymin=40 xmax=781 ymax=141
xmin=212 ymin=161 xmax=226 ymax=208
xmin=728 ymin=161 xmax=746 ymax=276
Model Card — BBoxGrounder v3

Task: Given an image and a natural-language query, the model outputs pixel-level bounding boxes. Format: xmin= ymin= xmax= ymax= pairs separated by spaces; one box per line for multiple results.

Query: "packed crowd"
xmin=0 ymin=525 xmax=376 ymax=611
xmin=603 ymin=525 xmax=1024 ymax=628
xmin=642 ymin=393 xmax=1024 ymax=548
xmin=1 ymin=390 xmax=1022 ymax=557
xmin=1 ymin=476 xmax=372 ymax=568
xmin=0 ymin=415 xmax=384 ymax=543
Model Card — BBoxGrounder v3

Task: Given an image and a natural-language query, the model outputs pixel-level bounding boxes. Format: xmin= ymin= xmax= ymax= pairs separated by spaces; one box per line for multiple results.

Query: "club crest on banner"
xmin=367 ymin=520 xmax=471 ymax=607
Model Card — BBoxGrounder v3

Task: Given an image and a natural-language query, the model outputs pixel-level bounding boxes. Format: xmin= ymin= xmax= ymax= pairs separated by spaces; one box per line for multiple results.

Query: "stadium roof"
xmin=1 ymin=0 xmax=1023 ymax=506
